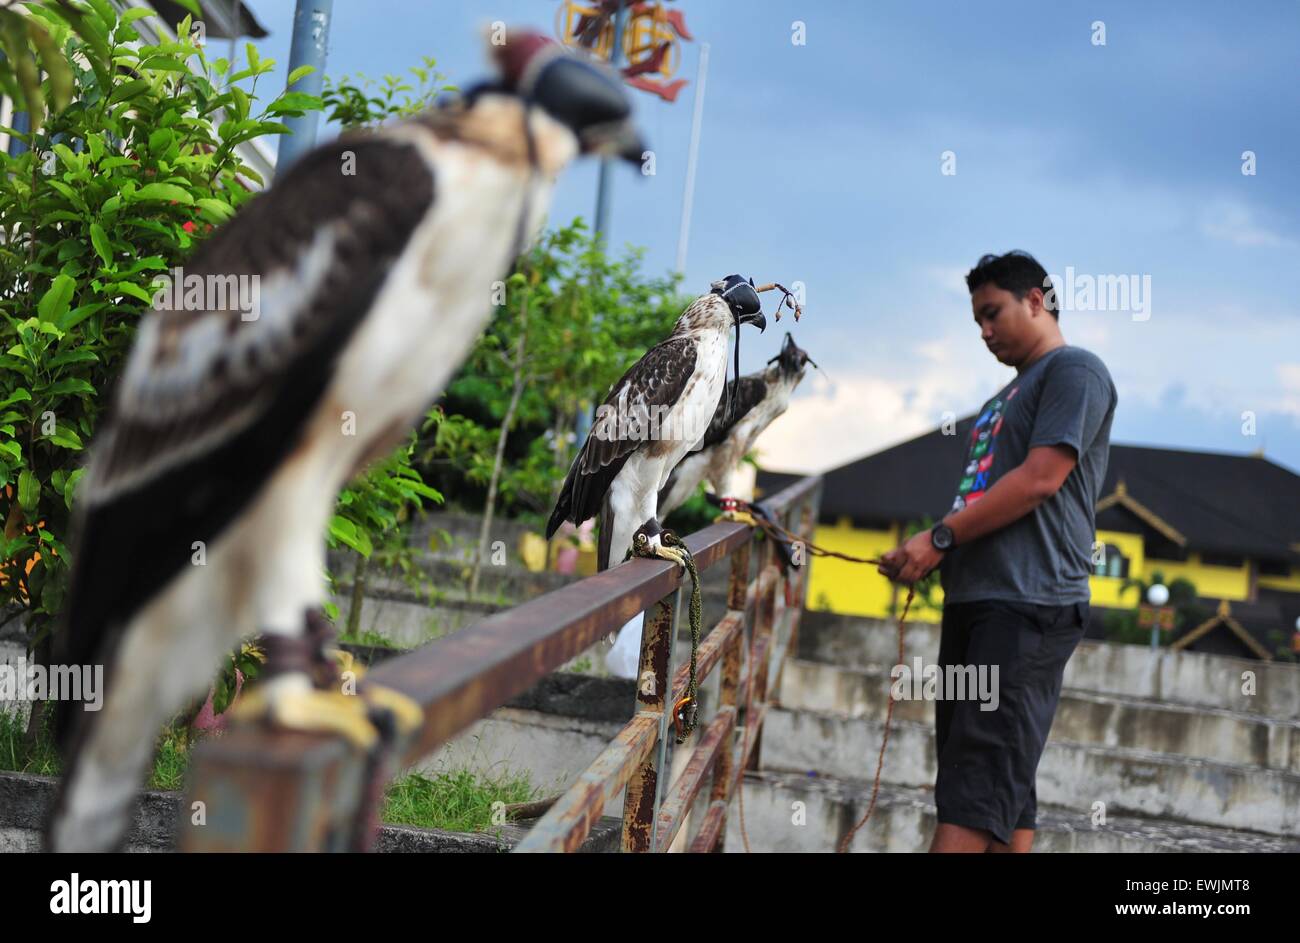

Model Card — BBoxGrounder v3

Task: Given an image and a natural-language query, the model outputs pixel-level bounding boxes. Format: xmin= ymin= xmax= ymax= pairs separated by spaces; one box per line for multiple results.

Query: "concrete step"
xmin=798 ymin=610 xmax=1300 ymax=721
xmin=761 ymin=705 xmax=1300 ymax=836
xmin=0 ymin=770 xmax=621 ymax=853
xmin=725 ymin=770 xmax=1300 ymax=852
xmin=779 ymin=659 xmax=1300 ymax=772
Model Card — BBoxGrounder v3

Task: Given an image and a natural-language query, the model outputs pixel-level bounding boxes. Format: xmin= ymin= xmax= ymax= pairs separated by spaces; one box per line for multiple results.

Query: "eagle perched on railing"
xmin=546 ymin=276 xmax=767 ymax=573
xmin=46 ymin=30 xmax=644 ymax=852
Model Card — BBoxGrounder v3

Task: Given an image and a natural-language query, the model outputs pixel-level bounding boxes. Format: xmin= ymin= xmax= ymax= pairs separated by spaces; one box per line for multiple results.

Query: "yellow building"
xmin=759 ymin=425 xmax=1300 ymax=660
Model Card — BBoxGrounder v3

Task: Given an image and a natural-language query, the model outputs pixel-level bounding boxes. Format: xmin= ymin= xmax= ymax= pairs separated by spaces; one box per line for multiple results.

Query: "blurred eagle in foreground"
xmin=47 ymin=31 xmax=644 ymax=852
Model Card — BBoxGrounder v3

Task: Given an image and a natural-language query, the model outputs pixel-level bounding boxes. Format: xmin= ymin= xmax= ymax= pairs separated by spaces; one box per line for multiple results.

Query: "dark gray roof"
xmin=758 ymin=421 xmax=1300 ymax=562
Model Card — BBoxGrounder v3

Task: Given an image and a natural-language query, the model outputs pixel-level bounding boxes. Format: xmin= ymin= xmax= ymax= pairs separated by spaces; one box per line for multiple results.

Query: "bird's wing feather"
xmin=547 ymin=335 xmax=697 ymax=539
xmin=55 ymin=134 xmax=437 ymax=708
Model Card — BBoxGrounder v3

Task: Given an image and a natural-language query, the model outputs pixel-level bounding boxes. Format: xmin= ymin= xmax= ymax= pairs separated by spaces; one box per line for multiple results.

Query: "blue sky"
xmin=240 ymin=1 xmax=1300 ymax=474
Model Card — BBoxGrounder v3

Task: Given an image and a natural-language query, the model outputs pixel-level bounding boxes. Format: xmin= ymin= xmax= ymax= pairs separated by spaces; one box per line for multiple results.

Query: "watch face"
xmin=932 ymin=525 xmax=953 ymax=550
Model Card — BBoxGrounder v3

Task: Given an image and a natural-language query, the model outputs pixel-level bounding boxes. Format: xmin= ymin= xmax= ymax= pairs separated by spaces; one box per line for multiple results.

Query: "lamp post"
xmin=1142 ymin=583 xmax=1171 ymax=650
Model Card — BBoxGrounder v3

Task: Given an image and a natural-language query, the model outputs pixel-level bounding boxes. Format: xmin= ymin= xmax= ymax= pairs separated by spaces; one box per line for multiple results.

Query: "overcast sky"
xmin=242 ymin=0 xmax=1300 ymax=475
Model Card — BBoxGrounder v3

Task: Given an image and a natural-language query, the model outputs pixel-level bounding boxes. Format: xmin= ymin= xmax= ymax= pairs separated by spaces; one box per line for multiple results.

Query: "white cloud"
xmin=755 ymin=331 xmax=1011 ymax=473
xmin=1199 ymin=199 xmax=1299 ymax=249
xmin=1278 ymin=363 xmax=1300 ymax=419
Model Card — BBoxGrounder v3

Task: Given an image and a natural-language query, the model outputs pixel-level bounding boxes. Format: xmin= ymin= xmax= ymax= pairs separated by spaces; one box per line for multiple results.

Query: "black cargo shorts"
xmin=933 ymin=598 xmax=1089 ymax=845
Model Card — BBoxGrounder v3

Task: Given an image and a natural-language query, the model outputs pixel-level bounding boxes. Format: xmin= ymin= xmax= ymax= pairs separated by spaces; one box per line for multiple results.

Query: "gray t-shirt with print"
xmin=938 ymin=345 xmax=1118 ymax=606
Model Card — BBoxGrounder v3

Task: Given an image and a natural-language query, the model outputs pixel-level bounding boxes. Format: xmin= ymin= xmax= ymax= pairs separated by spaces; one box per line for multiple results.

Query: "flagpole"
xmin=675 ymin=41 xmax=709 ymax=274
xmin=277 ymin=0 xmax=334 ymax=173
xmin=593 ymin=0 xmax=629 ymax=242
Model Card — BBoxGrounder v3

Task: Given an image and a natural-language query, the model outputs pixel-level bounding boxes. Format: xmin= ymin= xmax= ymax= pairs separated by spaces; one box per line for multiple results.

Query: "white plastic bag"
xmin=605 ymin=612 xmax=645 ymax=679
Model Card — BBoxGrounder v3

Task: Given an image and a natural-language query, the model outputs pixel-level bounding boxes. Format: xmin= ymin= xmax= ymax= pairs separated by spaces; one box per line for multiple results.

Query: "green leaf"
xmin=120 ymin=8 xmax=156 ymax=26
xmin=287 ymin=64 xmax=316 ymax=87
xmin=17 ymin=470 xmax=39 ymax=513
xmin=108 ymin=78 xmax=150 ymax=104
xmin=63 ymin=467 xmax=85 ymax=508
xmin=37 ymin=274 xmax=76 ymax=323
xmin=111 ymin=282 xmax=155 ymax=304
xmin=85 ymin=0 xmax=118 ymax=29
xmin=133 ymin=182 xmax=193 ymax=203
xmin=0 ymin=389 xmax=31 ymax=409
xmin=38 ymin=210 xmax=82 ymax=226
xmin=329 ymin=516 xmax=373 ymax=557
xmin=47 ymin=349 xmax=99 ymax=369
xmin=43 ymin=378 xmax=95 ymax=396
xmin=268 ymin=92 xmax=323 ymax=115
xmin=27 ymin=19 xmax=73 ymax=115
xmin=47 ymin=429 xmax=84 ymax=450
xmin=89 ymin=222 xmax=113 ymax=268
xmin=137 ymin=56 xmax=188 ymax=73
xmin=148 ymin=127 xmax=175 ymax=155
xmin=195 ymin=198 xmax=235 ymax=223
xmin=56 ymin=302 xmax=107 ymax=332
xmin=171 ymin=0 xmax=203 ymax=17
xmin=229 ymin=85 xmax=249 ymax=121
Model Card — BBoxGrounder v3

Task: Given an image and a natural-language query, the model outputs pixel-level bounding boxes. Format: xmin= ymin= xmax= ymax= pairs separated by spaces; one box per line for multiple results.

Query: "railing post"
xmin=746 ymin=560 xmax=779 ymax=772
xmin=783 ymin=494 xmax=813 ymax=663
xmin=702 ymin=539 xmax=750 ymax=852
xmin=621 ymin=587 xmax=681 ymax=852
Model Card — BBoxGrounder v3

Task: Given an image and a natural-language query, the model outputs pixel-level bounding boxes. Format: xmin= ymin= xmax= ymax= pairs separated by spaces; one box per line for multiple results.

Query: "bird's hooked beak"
xmin=735 ymin=309 xmax=767 ymax=333
xmin=581 ymin=117 xmax=647 ymax=164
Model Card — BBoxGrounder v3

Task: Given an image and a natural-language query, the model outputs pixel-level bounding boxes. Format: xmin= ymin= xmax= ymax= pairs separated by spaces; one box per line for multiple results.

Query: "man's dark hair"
xmin=965 ymin=250 xmax=1058 ymax=319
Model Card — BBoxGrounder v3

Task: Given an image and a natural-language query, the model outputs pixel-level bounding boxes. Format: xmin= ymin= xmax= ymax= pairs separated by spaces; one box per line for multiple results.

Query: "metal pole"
xmin=593 ymin=0 xmax=629 ymax=241
xmin=675 ymin=42 xmax=709 ymax=274
xmin=7 ymin=108 xmax=29 ymax=157
xmin=276 ymin=0 xmax=334 ymax=173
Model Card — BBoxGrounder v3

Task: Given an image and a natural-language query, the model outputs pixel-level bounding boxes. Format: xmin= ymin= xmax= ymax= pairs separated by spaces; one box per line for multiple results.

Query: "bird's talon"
xmin=651 ymin=543 xmax=689 ymax=572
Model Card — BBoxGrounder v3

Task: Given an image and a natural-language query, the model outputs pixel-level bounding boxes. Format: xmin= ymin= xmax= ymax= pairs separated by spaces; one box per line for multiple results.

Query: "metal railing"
xmin=179 ymin=475 xmax=822 ymax=852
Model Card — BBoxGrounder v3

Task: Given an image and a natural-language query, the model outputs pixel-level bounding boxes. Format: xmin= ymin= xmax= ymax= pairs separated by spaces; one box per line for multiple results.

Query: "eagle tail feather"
xmin=596 ymin=494 xmax=614 ymax=572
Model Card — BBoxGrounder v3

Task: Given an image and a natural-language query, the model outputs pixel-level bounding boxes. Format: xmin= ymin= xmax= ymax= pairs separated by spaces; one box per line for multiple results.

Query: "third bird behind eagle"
xmin=658 ymin=331 xmax=816 ymax=519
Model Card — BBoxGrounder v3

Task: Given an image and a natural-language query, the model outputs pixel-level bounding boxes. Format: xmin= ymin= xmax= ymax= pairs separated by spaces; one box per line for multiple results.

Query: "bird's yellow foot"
xmin=231 ymin=673 xmax=422 ymax=750
xmin=634 ymin=530 xmax=690 ymax=572
xmin=231 ymin=674 xmax=380 ymax=749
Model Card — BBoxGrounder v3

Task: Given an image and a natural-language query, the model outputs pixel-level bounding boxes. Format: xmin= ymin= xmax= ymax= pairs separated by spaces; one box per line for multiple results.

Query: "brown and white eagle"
xmin=657 ymin=331 xmax=815 ymax=517
xmin=47 ymin=31 xmax=644 ymax=852
xmin=545 ymin=276 xmax=767 ymax=573
xmin=545 ymin=277 xmax=765 ymax=678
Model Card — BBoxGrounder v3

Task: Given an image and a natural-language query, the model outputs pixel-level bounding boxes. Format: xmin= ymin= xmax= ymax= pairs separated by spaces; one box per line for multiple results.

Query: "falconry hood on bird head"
xmin=488 ymin=31 xmax=646 ymax=165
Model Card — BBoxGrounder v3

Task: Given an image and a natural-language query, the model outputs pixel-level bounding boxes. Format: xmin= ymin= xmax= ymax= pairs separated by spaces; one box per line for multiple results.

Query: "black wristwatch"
xmin=930 ymin=522 xmax=955 ymax=552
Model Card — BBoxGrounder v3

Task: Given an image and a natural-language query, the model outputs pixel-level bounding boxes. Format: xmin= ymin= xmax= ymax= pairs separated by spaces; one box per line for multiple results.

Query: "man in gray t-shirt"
xmin=879 ymin=250 xmax=1118 ymax=854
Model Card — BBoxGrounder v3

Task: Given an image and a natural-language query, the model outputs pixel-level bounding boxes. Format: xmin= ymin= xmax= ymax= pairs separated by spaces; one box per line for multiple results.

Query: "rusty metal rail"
xmin=179 ymin=475 xmax=822 ymax=852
